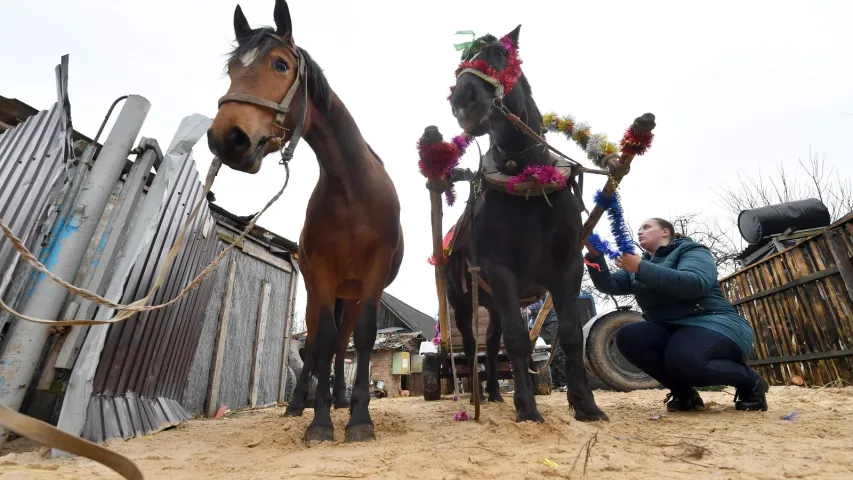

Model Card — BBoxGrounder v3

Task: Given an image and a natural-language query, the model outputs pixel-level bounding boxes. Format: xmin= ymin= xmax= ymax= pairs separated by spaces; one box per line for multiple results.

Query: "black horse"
xmin=440 ymin=25 xmax=608 ymax=423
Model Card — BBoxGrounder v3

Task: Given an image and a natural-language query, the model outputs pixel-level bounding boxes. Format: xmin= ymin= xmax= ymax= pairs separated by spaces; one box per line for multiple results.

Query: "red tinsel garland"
xmin=448 ymin=34 xmax=523 ymax=100
xmin=505 ymin=165 xmax=567 ymax=194
xmin=417 ymin=141 xmax=460 ymax=180
xmin=620 ymin=125 xmax=654 ymax=156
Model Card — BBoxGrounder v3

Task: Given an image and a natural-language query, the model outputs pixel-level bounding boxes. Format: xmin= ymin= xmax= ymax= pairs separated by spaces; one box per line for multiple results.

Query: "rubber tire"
xmin=532 ymin=360 xmax=553 ymax=395
xmin=586 ymin=310 xmax=660 ymax=392
xmin=422 ymin=353 xmax=442 ymax=401
xmin=283 ymin=366 xmax=297 ymax=403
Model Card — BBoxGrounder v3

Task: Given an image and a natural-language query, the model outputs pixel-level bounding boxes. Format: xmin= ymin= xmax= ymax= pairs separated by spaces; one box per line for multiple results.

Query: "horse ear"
xmin=505 ymin=24 xmax=521 ymax=48
xmin=233 ymin=5 xmax=252 ymax=44
xmin=273 ymin=0 xmax=293 ymax=37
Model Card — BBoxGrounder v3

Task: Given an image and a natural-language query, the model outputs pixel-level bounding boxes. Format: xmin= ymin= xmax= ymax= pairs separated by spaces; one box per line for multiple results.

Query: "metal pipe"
xmin=0 ymin=95 xmax=149 ymax=445
xmin=93 ymin=96 xmax=129 ymax=146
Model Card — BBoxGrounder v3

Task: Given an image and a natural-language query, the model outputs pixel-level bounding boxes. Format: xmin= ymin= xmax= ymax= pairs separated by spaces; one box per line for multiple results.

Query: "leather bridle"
xmin=217 ymin=32 xmax=308 ymax=164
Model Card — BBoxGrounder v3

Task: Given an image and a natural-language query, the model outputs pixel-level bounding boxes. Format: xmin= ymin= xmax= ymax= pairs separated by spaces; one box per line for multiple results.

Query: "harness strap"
xmin=456 ymin=68 xmax=505 ymax=98
xmin=217 ymin=93 xmax=290 ymax=114
xmin=281 ymin=55 xmax=308 ymax=163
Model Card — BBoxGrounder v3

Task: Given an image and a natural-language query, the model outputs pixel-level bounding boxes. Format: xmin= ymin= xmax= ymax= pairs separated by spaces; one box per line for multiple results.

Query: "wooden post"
xmin=827 ymin=230 xmax=853 ymax=302
xmin=205 ymin=259 xmax=237 ymax=417
xmin=528 ymin=293 xmax=553 ymax=341
xmin=249 ymin=281 xmax=272 ymax=407
xmin=430 ymin=190 xmax=450 ymax=347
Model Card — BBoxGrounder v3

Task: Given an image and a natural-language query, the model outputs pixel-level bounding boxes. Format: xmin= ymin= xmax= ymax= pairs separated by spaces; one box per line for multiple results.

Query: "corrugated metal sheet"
xmin=82 ymin=150 xmax=222 ymax=443
xmin=0 ymin=87 xmax=71 ymax=315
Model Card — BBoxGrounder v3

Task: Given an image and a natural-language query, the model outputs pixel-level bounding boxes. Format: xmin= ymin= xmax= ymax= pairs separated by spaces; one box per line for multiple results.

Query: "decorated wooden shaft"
xmin=582 ymin=113 xmax=656 ymax=255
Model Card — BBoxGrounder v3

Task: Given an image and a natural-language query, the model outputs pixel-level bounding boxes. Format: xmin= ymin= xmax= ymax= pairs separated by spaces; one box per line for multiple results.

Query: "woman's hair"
xmin=651 ymin=218 xmax=685 ymax=239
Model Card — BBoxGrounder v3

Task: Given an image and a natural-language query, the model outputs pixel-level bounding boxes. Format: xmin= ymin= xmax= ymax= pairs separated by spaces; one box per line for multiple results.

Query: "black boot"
xmin=664 ymin=387 xmax=705 ymax=412
xmin=735 ymin=374 xmax=769 ymax=412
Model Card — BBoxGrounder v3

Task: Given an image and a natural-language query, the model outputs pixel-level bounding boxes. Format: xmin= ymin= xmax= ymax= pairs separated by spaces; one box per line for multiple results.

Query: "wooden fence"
xmin=720 ymin=212 xmax=853 ymax=387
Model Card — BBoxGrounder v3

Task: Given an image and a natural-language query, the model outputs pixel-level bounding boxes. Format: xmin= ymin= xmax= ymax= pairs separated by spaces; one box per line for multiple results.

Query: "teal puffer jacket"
xmin=585 ymin=237 xmax=755 ymax=355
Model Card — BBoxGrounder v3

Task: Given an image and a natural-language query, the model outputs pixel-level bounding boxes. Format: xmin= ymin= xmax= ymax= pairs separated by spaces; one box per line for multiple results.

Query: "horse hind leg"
xmin=485 ymin=308 xmax=504 ymax=403
xmin=332 ymin=298 xmax=352 ymax=409
xmin=345 ymin=297 xmax=378 ymax=442
xmin=285 ymin=342 xmax=315 ymax=416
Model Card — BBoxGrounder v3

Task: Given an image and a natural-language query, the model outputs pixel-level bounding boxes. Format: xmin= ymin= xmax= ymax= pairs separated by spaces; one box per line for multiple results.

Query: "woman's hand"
xmin=616 ymin=253 xmax=642 ymax=273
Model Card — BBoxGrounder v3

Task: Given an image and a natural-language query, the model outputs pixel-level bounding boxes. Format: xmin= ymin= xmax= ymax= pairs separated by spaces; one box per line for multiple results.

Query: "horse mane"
xmin=227 ymin=27 xmax=333 ymax=113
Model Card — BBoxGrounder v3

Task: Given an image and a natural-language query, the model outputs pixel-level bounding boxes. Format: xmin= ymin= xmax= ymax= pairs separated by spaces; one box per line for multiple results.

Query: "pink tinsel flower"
xmin=454 ymin=411 xmax=469 ymax=421
xmin=505 ymin=165 xmax=566 ymax=194
xmin=452 ymin=395 xmax=458 ymax=402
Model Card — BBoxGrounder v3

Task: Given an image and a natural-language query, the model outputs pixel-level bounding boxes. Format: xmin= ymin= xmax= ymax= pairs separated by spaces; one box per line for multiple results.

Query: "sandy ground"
xmin=1 ymin=387 xmax=852 ymax=479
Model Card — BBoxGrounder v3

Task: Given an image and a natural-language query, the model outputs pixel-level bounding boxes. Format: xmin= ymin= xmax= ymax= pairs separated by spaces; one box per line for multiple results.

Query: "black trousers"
xmin=615 ymin=321 xmax=759 ymax=394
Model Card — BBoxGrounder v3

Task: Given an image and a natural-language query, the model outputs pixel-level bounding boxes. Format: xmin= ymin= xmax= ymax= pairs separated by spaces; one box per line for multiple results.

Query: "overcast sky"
xmin=3 ymin=0 xmax=852 ymax=326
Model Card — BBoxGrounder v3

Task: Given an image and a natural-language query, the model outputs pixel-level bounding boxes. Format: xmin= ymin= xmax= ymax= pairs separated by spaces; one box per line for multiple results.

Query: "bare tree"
xmin=717 ymin=148 xmax=852 ymax=223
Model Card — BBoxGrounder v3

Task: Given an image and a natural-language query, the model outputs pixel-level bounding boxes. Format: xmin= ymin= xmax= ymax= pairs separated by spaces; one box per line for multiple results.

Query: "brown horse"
xmin=207 ymin=0 xmax=404 ymax=443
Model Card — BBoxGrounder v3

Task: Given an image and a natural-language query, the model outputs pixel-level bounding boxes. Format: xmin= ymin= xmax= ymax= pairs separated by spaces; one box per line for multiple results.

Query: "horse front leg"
xmin=486 ymin=265 xmax=542 ymax=422
xmin=304 ymin=289 xmax=339 ymax=444
xmin=485 ymin=309 xmax=504 ymax=403
xmin=549 ymin=255 xmax=609 ymax=422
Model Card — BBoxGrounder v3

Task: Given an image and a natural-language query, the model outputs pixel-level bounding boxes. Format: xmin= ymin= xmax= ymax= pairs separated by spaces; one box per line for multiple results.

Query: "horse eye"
xmin=272 ymin=58 xmax=289 ymax=72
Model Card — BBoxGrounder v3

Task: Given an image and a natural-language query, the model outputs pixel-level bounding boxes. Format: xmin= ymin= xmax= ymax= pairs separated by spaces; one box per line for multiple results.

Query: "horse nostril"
xmin=229 ymin=126 xmax=251 ymax=156
xmin=206 ymin=129 xmax=219 ymax=156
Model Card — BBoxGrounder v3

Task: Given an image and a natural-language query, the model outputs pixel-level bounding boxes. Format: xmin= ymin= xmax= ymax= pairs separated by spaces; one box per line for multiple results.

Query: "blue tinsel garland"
xmin=586 ymin=190 xmax=635 ymax=259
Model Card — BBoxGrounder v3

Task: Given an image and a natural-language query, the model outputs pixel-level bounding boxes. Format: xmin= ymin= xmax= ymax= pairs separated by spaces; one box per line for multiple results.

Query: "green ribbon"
xmin=453 ymin=30 xmax=477 ymax=60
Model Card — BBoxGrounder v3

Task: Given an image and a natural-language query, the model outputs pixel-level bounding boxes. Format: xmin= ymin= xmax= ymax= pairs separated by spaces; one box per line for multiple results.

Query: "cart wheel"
xmin=532 ymin=360 xmax=552 ymax=396
xmin=586 ymin=310 xmax=660 ymax=392
xmin=423 ymin=353 xmax=441 ymax=401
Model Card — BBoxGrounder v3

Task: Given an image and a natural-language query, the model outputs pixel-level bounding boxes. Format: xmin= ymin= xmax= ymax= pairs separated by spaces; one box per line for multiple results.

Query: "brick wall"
xmin=344 ymin=349 xmax=402 ymax=396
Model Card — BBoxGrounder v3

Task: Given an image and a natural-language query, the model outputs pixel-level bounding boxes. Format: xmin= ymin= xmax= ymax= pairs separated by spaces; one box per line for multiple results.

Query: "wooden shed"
xmin=720 ymin=211 xmax=853 ymax=387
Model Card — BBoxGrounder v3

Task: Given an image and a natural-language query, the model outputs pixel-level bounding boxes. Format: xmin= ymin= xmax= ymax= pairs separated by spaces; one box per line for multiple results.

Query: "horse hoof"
xmin=574 ymin=409 xmax=609 ymax=423
xmin=333 ymin=401 xmax=350 ymax=409
xmin=345 ymin=424 xmax=376 ymax=443
xmin=305 ymin=425 xmax=335 ymax=444
xmin=284 ymin=407 xmax=304 ymax=417
xmin=516 ymin=411 xmax=545 ymax=423
xmin=488 ymin=393 xmax=505 ymax=403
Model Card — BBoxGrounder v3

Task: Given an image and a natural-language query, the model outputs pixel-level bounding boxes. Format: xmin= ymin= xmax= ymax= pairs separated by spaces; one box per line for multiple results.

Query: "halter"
xmin=217 ymin=32 xmax=308 ymax=164
xmin=452 ymin=35 xmax=521 ymax=102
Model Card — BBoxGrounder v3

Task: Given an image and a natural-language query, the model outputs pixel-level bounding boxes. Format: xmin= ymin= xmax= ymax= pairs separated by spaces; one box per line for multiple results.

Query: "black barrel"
xmin=737 ymin=198 xmax=831 ymax=244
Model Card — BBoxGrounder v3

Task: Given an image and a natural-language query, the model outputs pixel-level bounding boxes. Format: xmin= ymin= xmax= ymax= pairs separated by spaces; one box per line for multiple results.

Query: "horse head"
xmin=208 ymin=0 xmax=329 ymax=173
xmin=448 ymin=25 xmax=526 ymax=138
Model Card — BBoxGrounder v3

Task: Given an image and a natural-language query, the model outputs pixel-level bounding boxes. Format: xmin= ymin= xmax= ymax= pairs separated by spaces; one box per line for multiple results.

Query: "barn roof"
xmin=380 ymin=292 xmax=436 ymax=339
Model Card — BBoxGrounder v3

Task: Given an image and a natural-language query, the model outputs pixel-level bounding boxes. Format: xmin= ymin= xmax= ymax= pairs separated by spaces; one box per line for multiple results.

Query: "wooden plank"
xmin=205 ymin=259 xmax=238 ymax=417
xmin=827 ymin=229 xmax=853 ymax=303
xmin=279 ymin=268 xmax=299 ymax=402
xmin=731 ymin=266 xmax=839 ymax=306
xmin=747 ymin=349 xmax=853 ymax=366
xmin=249 ymin=281 xmax=272 ymax=407
xmin=179 ymin=244 xmax=230 ymax=414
